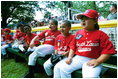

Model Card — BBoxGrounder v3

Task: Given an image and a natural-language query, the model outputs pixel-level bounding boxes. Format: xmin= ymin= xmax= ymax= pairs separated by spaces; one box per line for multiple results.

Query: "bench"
xmin=6 ymin=48 xmax=117 ymax=78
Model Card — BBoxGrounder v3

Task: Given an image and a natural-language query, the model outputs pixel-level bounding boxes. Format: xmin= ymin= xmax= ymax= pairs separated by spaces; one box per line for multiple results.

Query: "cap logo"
xmin=84 ymin=10 xmax=90 ymax=14
xmin=45 ymin=32 xmax=48 ymax=36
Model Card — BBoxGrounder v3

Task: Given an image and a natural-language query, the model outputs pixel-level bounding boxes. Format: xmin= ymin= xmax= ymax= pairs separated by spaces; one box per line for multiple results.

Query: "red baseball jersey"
xmin=24 ymin=33 xmax=40 ymax=46
xmin=55 ymin=34 xmax=74 ymax=54
xmin=38 ymin=30 xmax=61 ymax=46
xmin=70 ymin=29 xmax=116 ymax=58
xmin=3 ymin=34 xmax=13 ymax=41
xmin=14 ymin=29 xmax=26 ymax=40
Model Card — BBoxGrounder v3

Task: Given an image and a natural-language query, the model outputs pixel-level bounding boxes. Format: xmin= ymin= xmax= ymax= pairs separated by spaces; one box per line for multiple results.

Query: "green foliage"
xmin=71 ymin=1 xmax=116 ymax=18
xmin=42 ymin=1 xmax=116 ymax=19
xmin=44 ymin=11 xmax=52 ymax=19
xmin=1 ymin=1 xmax=39 ymax=28
xmin=1 ymin=1 xmax=117 ymax=28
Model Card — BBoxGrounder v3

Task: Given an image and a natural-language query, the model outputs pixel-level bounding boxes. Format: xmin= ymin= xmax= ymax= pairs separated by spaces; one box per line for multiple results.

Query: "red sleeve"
xmin=34 ymin=33 xmax=40 ymax=45
xmin=38 ymin=30 xmax=48 ymax=40
xmin=10 ymin=35 xmax=14 ymax=41
xmin=100 ymin=32 xmax=116 ymax=55
xmin=3 ymin=36 xmax=5 ymax=41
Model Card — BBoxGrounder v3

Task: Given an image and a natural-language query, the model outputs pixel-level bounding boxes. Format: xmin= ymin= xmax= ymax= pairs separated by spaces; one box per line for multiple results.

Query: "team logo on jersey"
xmin=45 ymin=32 xmax=48 ymax=36
xmin=76 ymin=34 xmax=83 ymax=40
xmin=57 ymin=40 xmax=61 ymax=46
xmin=58 ymin=42 xmax=60 ymax=46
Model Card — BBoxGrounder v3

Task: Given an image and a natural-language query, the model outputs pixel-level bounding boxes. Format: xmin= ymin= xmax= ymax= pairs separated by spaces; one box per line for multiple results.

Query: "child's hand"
xmin=18 ymin=40 xmax=24 ymax=44
xmin=87 ymin=59 xmax=100 ymax=67
xmin=65 ymin=58 xmax=72 ymax=64
xmin=63 ymin=51 xmax=69 ymax=56
xmin=6 ymin=40 xmax=12 ymax=44
xmin=30 ymin=42 xmax=35 ymax=48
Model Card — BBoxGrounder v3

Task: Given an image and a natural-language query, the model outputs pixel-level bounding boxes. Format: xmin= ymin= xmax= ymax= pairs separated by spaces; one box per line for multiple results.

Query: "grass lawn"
xmin=1 ymin=58 xmax=49 ymax=78
xmin=1 ymin=58 xmax=117 ymax=78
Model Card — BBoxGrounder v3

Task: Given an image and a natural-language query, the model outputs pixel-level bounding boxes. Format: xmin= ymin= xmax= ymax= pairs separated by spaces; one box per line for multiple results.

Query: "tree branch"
xmin=7 ymin=18 xmax=13 ymax=25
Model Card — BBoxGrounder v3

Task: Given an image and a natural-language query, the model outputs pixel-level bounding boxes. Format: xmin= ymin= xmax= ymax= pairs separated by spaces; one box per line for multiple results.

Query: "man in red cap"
xmin=1 ymin=28 xmax=13 ymax=58
xmin=53 ymin=9 xmax=116 ymax=78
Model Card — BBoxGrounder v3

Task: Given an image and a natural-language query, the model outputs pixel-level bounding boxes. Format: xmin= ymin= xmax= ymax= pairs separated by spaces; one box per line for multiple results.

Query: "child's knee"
xmin=2 ymin=45 xmax=6 ymax=49
xmin=54 ymin=64 xmax=59 ymax=69
xmin=29 ymin=52 xmax=35 ymax=59
xmin=43 ymin=61 xmax=50 ymax=69
xmin=82 ymin=62 xmax=102 ymax=78
xmin=1 ymin=46 xmax=4 ymax=50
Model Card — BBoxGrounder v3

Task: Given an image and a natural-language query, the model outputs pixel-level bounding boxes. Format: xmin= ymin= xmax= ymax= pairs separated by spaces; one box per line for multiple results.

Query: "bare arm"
xmin=96 ymin=54 xmax=111 ymax=63
xmin=54 ymin=50 xmax=58 ymax=54
xmin=30 ymin=35 xmax=39 ymax=48
xmin=87 ymin=54 xmax=111 ymax=67
xmin=65 ymin=49 xmax=75 ymax=64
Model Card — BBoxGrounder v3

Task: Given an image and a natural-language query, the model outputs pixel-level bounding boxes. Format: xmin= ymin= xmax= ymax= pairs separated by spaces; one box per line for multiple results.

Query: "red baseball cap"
xmin=76 ymin=9 xmax=99 ymax=19
xmin=4 ymin=28 xmax=11 ymax=33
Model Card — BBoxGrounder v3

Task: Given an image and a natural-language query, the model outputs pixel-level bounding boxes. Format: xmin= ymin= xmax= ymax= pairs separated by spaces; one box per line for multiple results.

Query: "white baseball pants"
xmin=54 ymin=55 xmax=102 ymax=78
xmin=43 ymin=57 xmax=67 ymax=76
xmin=28 ymin=44 xmax=54 ymax=66
xmin=43 ymin=58 xmax=53 ymax=76
xmin=1 ymin=44 xmax=9 ymax=55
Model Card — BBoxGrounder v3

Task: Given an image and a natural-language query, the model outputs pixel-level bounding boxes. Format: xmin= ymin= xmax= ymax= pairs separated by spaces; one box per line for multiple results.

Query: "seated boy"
xmin=12 ymin=24 xmax=26 ymax=52
xmin=43 ymin=20 xmax=74 ymax=77
xmin=23 ymin=24 xmax=40 ymax=54
xmin=1 ymin=28 xmax=13 ymax=58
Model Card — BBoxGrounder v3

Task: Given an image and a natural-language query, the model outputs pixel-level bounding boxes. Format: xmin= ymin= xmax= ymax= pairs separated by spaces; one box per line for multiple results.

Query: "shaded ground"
xmin=1 ymin=58 xmax=48 ymax=78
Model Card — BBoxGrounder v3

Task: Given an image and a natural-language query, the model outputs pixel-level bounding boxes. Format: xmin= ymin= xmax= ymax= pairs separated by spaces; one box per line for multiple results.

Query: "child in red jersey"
xmin=1 ymin=28 xmax=5 ymax=45
xmin=12 ymin=24 xmax=26 ymax=52
xmin=53 ymin=9 xmax=116 ymax=78
xmin=24 ymin=19 xmax=61 ymax=78
xmin=14 ymin=24 xmax=26 ymax=40
xmin=43 ymin=20 xmax=74 ymax=77
xmin=1 ymin=28 xmax=13 ymax=57
xmin=23 ymin=24 xmax=40 ymax=54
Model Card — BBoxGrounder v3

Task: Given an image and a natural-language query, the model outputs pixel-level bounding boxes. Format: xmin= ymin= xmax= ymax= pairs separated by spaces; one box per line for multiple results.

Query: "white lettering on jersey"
xmin=45 ymin=32 xmax=48 ymax=36
xmin=78 ymin=47 xmax=91 ymax=52
xmin=58 ymin=46 xmax=67 ymax=51
xmin=76 ymin=41 xmax=99 ymax=46
xmin=45 ymin=35 xmax=56 ymax=41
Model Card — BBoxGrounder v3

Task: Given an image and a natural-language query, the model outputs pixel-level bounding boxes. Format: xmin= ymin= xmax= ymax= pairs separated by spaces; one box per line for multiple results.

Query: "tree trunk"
xmin=92 ymin=1 xmax=97 ymax=10
xmin=1 ymin=17 xmax=8 ymax=29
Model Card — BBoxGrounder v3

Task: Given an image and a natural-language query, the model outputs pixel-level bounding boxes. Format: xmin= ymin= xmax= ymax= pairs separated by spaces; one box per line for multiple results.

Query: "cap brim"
xmin=76 ymin=14 xmax=84 ymax=19
xmin=76 ymin=14 xmax=94 ymax=19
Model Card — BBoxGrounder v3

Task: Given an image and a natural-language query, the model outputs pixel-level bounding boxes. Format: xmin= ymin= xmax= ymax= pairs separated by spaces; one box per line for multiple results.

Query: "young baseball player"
xmin=1 ymin=28 xmax=5 ymax=45
xmin=23 ymin=24 xmax=40 ymax=53
xmin=14 ymin=24 xmax=26 ymax=40
xmin=12 ymin=24 xmax=26 ymax=52
xmin=1 ymin=28 xmax=13 ymax=58
xmin=53 ymin=9 xmax=116 ymax=78
xmin=43 ymin=20 xmax=74 ymax=77
xmin=24 ymin=19 xmax=61 ymax=78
